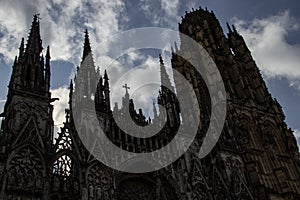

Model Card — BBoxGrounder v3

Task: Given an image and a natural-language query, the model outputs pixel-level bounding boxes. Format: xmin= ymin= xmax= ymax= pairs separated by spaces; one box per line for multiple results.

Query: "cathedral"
xmin=0 ymin=7 xmax=300 ymax=200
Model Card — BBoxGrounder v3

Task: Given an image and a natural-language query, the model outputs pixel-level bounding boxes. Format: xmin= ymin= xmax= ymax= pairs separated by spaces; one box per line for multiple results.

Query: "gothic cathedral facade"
xmin=0 ymin=8 xmax=300 ymax=200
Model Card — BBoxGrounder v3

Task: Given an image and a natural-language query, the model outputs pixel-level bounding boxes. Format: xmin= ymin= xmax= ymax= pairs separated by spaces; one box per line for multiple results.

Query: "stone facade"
xmin=0 ymin=8 xmax=299 ymax=200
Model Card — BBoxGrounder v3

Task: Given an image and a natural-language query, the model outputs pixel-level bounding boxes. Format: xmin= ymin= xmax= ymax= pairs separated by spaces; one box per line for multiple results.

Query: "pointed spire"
xmin=159 ymin=54 xmax=173 ymax=90
xmin=8 ymin=56 xmax=18 ymax=90
xmin=95 ymin=76 xmax=104 ymax=104
xmin=25 ymin=14 xmax=42 ymax=55
xmin=122 ymin=83 xmax=130 ymax=99
xmin=104 ymin=69 xmax=109 ymax=84
xmin=37 ymin=54 xmax=45 ymax=86
xmin=82 ymin=29 xmax=92 ymax=62
xmin=232 ymin=25 xmax=238 ymax=34
xmin=96 ymin=66 xmax=100 ymax=77
xmin=14 ymin=56 xmax=18 ymax=65
xmin=226 ymin=23 xmax=232 ymax=34
xmin=46 ymin=45 xmax=50 ymax=59
xmin=99 ymin=76 xmax=103 ymax=86
xmin=171 ymin=45 xmax=174 ymax=54
xmin=45 ymin=46 xmax=51 ymax=92
xmin=19 ymin=38 xmax=24 ymax=59
xmin=77 ymin=29 xmax=98 ymax=100
xmin=69 ymin=79 xmax=73 ymax=107
xmin=103 ymin=70 xmax=110 ymax=111
xmin=153 ymin=101 xmax=158 ymax=118
xmin=70 ymin=79 xmax=73 ymax=92
xmin=174 ymin=42 xmax=178 ymax=52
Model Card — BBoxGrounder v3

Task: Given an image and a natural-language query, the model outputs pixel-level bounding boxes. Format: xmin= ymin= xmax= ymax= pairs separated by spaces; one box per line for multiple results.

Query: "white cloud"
xmin=139 ymin=0 xmax=180 ymax=28
xmin=51 ymin=86 xmax=69 ymax=136
xmin=294 ymin=129 xmax=300 ymax=146
xmin=0 ymin=0 xmax=179 ymax=114
xmin=0 ymin=0 xmax=126 ymax=65
xmin=231 ymin=10 xmax=300 ymax=89
xmin=0 ymin=0 xmax=32 ymax=63
xmin=160 ymin=0 xmax=180 ymax=19
xmin=0 ymin=100 xmax=5 ymax=114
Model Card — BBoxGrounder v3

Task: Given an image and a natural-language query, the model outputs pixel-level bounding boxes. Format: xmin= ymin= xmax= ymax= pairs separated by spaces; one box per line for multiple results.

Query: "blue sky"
xmin=0 ymin=0 xmax=299 ymax=146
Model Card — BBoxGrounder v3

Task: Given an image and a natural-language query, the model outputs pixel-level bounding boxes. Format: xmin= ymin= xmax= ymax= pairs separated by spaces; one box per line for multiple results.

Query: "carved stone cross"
xmin=122 ymin=83 xmax=130 ymax=94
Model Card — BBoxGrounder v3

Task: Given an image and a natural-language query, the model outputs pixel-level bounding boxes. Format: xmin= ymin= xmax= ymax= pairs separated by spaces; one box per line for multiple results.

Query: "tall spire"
xmin=20 ymin=14 xmax=46 ymax=91
xmin=226 ymin=23 xmax=232 ymax=34
xmin=82 ymin=29 xmax=92 ymax=62
xmin=25 ymin=14 xmax=42 ymax=55
xmin=18 ymin=38 xmax=24 ymax=60
xmin=69 ymin=79 xmax=73 ymax=108
xmin=232 ymin=24 xmax=238 ymax=34
xmin=104 ymin=69 xmax=109 ymax=88
xmin=7 ymin=14 xmax=50 ymax=96
xmin=75 ymin=29 xmax=98 ymax=101
xmin=45 ymin=46 xmax=51 ymax=93
xmin=103 ymin=70 xmax=110 ymax=111
xmin=159 ymin=54 xmax=173 ymax=91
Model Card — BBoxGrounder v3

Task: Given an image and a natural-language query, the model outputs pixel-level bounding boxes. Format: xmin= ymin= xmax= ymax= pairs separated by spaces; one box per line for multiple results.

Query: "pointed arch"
xmin=234 ymin=113 xmax=260 ymax=149
xmin=212 ymin=166 xmax=230 ymax=199
xmin=261 ymin=118 xmax=285 ymax=153
xmin=12 ymin=116 xmax=44 ymax=150
xmin=117 ymin=176 xmax=157 ymax=200
xmin=85 ymin=161 xmax=113 ymax=200
xmin=50 ymin=151 xmax=81 ymax=197
xmin=190 ymin=158 xmax=213 ymax=200
xmin=5 ymin=144 xmax=45 ymax=197
xmin=116 ymin=171 xmax=181 ymax=200
xmin=54 ymin=120 xmax=83 ymax=162
xmin=6 ymin=143 xmax=46 ymax=174
xmin=34 ymin=104 xmax=48 ymax=121
xmin=9 ymin=101 xmax=31 ymax=133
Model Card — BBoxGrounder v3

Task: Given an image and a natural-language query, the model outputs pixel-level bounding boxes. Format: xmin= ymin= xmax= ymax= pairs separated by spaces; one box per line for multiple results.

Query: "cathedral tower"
xmin=172 ymin=7 xmax=300 ymax=199
xmin=0 ymin=15 xmax=54 ymax=199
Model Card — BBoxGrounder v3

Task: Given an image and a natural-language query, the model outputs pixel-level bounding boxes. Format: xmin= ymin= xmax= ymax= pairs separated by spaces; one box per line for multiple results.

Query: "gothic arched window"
xmin=86 ymin=163 xmax=112 ymax=200
xmin=6 ymin=146 xmax=44 ymax=198
xmin=51 ymin=154 xmax=80 ymax=196
xmin=53 ymin=155 xmax=72 ymax=177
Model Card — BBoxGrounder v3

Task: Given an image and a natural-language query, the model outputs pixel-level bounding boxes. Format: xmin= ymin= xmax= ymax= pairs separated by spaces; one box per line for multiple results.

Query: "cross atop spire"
xmin=122 ymin=83 xmax=130 ymax=95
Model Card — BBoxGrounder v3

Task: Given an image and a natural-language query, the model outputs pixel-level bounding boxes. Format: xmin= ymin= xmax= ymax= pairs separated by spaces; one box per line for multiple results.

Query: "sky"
xmin=0 ymin=0 xmax=299 ymax=146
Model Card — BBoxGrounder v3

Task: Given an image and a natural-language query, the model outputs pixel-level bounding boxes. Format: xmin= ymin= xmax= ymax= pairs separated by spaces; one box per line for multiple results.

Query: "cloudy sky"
xmin=0 ymin=0 xmax=299 ymax=146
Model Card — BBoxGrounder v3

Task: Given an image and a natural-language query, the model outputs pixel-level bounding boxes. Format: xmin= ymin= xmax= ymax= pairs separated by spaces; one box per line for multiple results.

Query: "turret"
xmin=159 ymin=54 xmax=174 ymax=92
xmin=82 ymin=29 xmax=92 ymax=62
xmin=0 ymin=14 xmax=54 ymax=171
xmin=18 ymin=38 xmax=24 ymax=61
xmin=157 ymin=55 xmax=180 ymax=128
xmin=74 ymin=29 xmax=98 ymax=102
xmin=6 ymin=14 xmax=50 ymax=97
xmin=103 ymin=70 xmax=110 ymax=111
xmin=45 ymin=46 xmax=51 ymax=93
